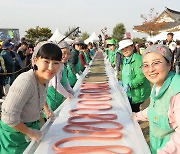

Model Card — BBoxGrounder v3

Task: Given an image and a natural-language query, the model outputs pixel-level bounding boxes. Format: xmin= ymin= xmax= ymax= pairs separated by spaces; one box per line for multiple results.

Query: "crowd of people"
xmin=0 ymin=31 xmax=179 ymax=154
xmin=105 ymin=32 xmax=180 ymax=154
xmin=0 ymin=38 xmax=96 ymax=99
xmin=0 ymin=37 xmax=97 ymax=153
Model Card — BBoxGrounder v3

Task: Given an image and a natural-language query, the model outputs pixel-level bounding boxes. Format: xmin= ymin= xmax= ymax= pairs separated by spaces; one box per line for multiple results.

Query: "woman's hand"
xmin=26 ymin=128 xmax=43 ymax=142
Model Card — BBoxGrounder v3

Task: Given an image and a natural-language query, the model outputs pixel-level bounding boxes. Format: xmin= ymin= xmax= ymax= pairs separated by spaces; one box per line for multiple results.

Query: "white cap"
xmin=118 ymin=39 xmax=133 ymax=50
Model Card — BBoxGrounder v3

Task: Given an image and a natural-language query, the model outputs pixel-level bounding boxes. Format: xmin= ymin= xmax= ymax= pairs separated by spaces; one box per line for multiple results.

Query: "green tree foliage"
xmin=64 ymin=26 xmax=80 ymax=40
xmin=133 ymin=37 xmax=146 ymax=44
xmin=81 ymin=32 xmax=89 ymax=41
xmin=112 ymin=23 xmax=126 ymax=42
xmin=25 ymin=26 xmax=52 ymax=44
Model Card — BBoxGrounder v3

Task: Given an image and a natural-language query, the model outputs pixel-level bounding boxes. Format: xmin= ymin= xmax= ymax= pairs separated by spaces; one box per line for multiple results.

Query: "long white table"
xmin=24 ymin=58 xmax=151 ymax=154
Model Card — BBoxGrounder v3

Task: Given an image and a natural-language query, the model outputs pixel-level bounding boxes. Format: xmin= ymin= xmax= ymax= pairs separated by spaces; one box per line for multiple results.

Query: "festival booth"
xmin=23 ymin=51 xmax=151 ymax=154
xmin=84 ymin=32 xmax=99 ymax=44
xmin=49 ymin=28 xmax=73 ymax=44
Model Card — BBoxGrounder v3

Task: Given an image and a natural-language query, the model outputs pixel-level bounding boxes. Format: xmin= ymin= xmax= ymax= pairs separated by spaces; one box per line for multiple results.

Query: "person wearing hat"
xmin=106 ymin=38 xmax=122 ymax=79
xmin=45 ymin=41 xmax=74 ymax=113
xmin=68 ymin=38 xmax=84 ymax=87
xmin=1 ymin=40 xmax=16 ymax=85
xmin=118 ymin=39 xmax=151 ymax=112
xmin=133 ymin=44 xmax=180 ymax=154
xmin=106 ymin=39 xmax=117 ymax=68
xmin=0 ymin=41 xmax=62 ymax=153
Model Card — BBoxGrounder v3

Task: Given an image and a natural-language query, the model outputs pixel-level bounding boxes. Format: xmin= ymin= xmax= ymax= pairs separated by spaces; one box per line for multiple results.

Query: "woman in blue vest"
xmin=134 ymin=44 xmax=180 ymax=154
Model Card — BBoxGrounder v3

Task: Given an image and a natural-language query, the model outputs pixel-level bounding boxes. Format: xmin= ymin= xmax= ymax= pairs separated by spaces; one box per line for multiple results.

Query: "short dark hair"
xmin=21 ymin=42 xmax=28 ymax=47
xmin=36 ymin=43 xmax=62 ymax=61
xmin=81 ymin=44 xmax=87 ymax=50
xmin=21 ymin=37 xmax=26 ymax=42
xmin=167 ymin=32 xmax=174 ymax=37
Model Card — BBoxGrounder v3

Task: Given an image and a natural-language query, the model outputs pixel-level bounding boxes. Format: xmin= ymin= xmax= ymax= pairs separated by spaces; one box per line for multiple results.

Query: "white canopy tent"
xmin=147 ymin=31 xmax=180 ymax=42
xmin=49 ymin=28 xmax=73 ymax=44
xmin=84 ymin=32 xmax=99 ymax=44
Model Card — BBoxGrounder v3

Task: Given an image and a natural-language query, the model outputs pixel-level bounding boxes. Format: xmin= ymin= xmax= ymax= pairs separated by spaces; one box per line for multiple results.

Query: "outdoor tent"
xmin=84 ymin=32 xmax=99 ymax=44
xmin=49 ymin=28 xmax=73 ymax=44
xmin=147 ymin=31 xmax=180 ymax=42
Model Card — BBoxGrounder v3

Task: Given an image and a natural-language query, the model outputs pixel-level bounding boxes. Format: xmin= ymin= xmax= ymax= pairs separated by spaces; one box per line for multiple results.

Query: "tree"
xmin=112 ymin=23 xmax=126 ymax=42
xmin=135 ymin=8 xmax=166 ymax=36
xmin=133 ymin=37 xmax=146 ymax=44
xmin=25 ymin=26 xmax=52 ymax=44
xmin=64 ymin=26 xmax=81 ymax=40
xmin=81 ymin=32 xmax=89 ymax=41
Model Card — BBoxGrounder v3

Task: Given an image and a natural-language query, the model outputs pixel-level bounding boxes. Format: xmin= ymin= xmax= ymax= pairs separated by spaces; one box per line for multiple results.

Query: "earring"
xmin=33 ymin=64 xmax=38 ymax=70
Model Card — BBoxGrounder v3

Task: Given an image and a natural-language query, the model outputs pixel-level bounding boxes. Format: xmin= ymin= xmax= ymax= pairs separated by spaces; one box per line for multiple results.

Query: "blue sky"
xmin=1 ymin=0 xmax=180 ymax=38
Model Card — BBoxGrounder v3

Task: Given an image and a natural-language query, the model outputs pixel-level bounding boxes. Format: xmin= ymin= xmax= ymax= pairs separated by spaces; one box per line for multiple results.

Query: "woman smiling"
xmin=0 ymin=41 xmax=62 ymax=154
xmin=134 ymin=44 xmax=180 ymax=154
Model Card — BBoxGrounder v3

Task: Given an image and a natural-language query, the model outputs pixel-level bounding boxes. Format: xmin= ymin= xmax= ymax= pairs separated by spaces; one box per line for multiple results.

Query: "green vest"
xmin=148 ymin=72 xmax=180 ymax=154
xmin=121 ymin=53 xmax=151 ymax=103
xmin=60 ymin=65 xmax=68 ymax=87
xmin=107 ymin=49 xmax=116 ymax=66
xmin=67 ymin=63 xmax=77 ymax=87
xmin=46 ymin=66 xmax=67 ymax=111
xmin=0 ymin=120 xmax=39 ymax=154
xmin=122 ymin=55 xmax=133 ymax=98
xmin=83 ymin=52 xmax=90 ymax=64
xmin=75 ymin=52 xmax=84 ymax=73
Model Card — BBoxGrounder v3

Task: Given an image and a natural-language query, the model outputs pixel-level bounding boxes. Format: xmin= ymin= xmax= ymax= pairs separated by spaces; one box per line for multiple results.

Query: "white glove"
xmin=69 ymin=89 xmax=74 ymax=95
xmin=79 ymin=71 xmax=83 ymax=75
xmin=26 ymin=128 xmax=43 ymax=142
xmin=75 ymin=73 xmax=80 ymax=79
xmin=67 ymin=93 xmax=74 ymax=99
xmin=45 ymin=108 xmax=56 ymax=122
xmin=115 ymin=70 xmax=118 ymax=78
xmin=118 ymin=80 xmax=122 ymax=86
xmin=123 ymin=84 xmax=130 ymax=93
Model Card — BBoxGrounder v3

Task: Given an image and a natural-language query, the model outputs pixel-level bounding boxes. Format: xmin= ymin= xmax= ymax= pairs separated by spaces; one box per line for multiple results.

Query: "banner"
xmin=0 ymin=28 xmax=20 ymax=45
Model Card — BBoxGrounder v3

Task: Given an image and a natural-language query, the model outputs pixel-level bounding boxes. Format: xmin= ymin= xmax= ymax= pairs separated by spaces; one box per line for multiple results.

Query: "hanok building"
xmin=133 ymin=7 xmax=180 ymax=36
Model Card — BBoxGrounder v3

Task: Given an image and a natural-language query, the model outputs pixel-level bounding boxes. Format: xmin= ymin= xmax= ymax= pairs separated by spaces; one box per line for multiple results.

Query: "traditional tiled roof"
xmin=165 ymin=7 xmax=180 ymax=21
xmin=133 ymin=7 xmax=180 ymax=35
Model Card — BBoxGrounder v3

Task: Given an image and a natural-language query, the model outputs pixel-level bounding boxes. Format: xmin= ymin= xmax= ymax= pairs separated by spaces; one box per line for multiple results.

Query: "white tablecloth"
xmin=24 ymin=58 xmax=151 ymax=154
